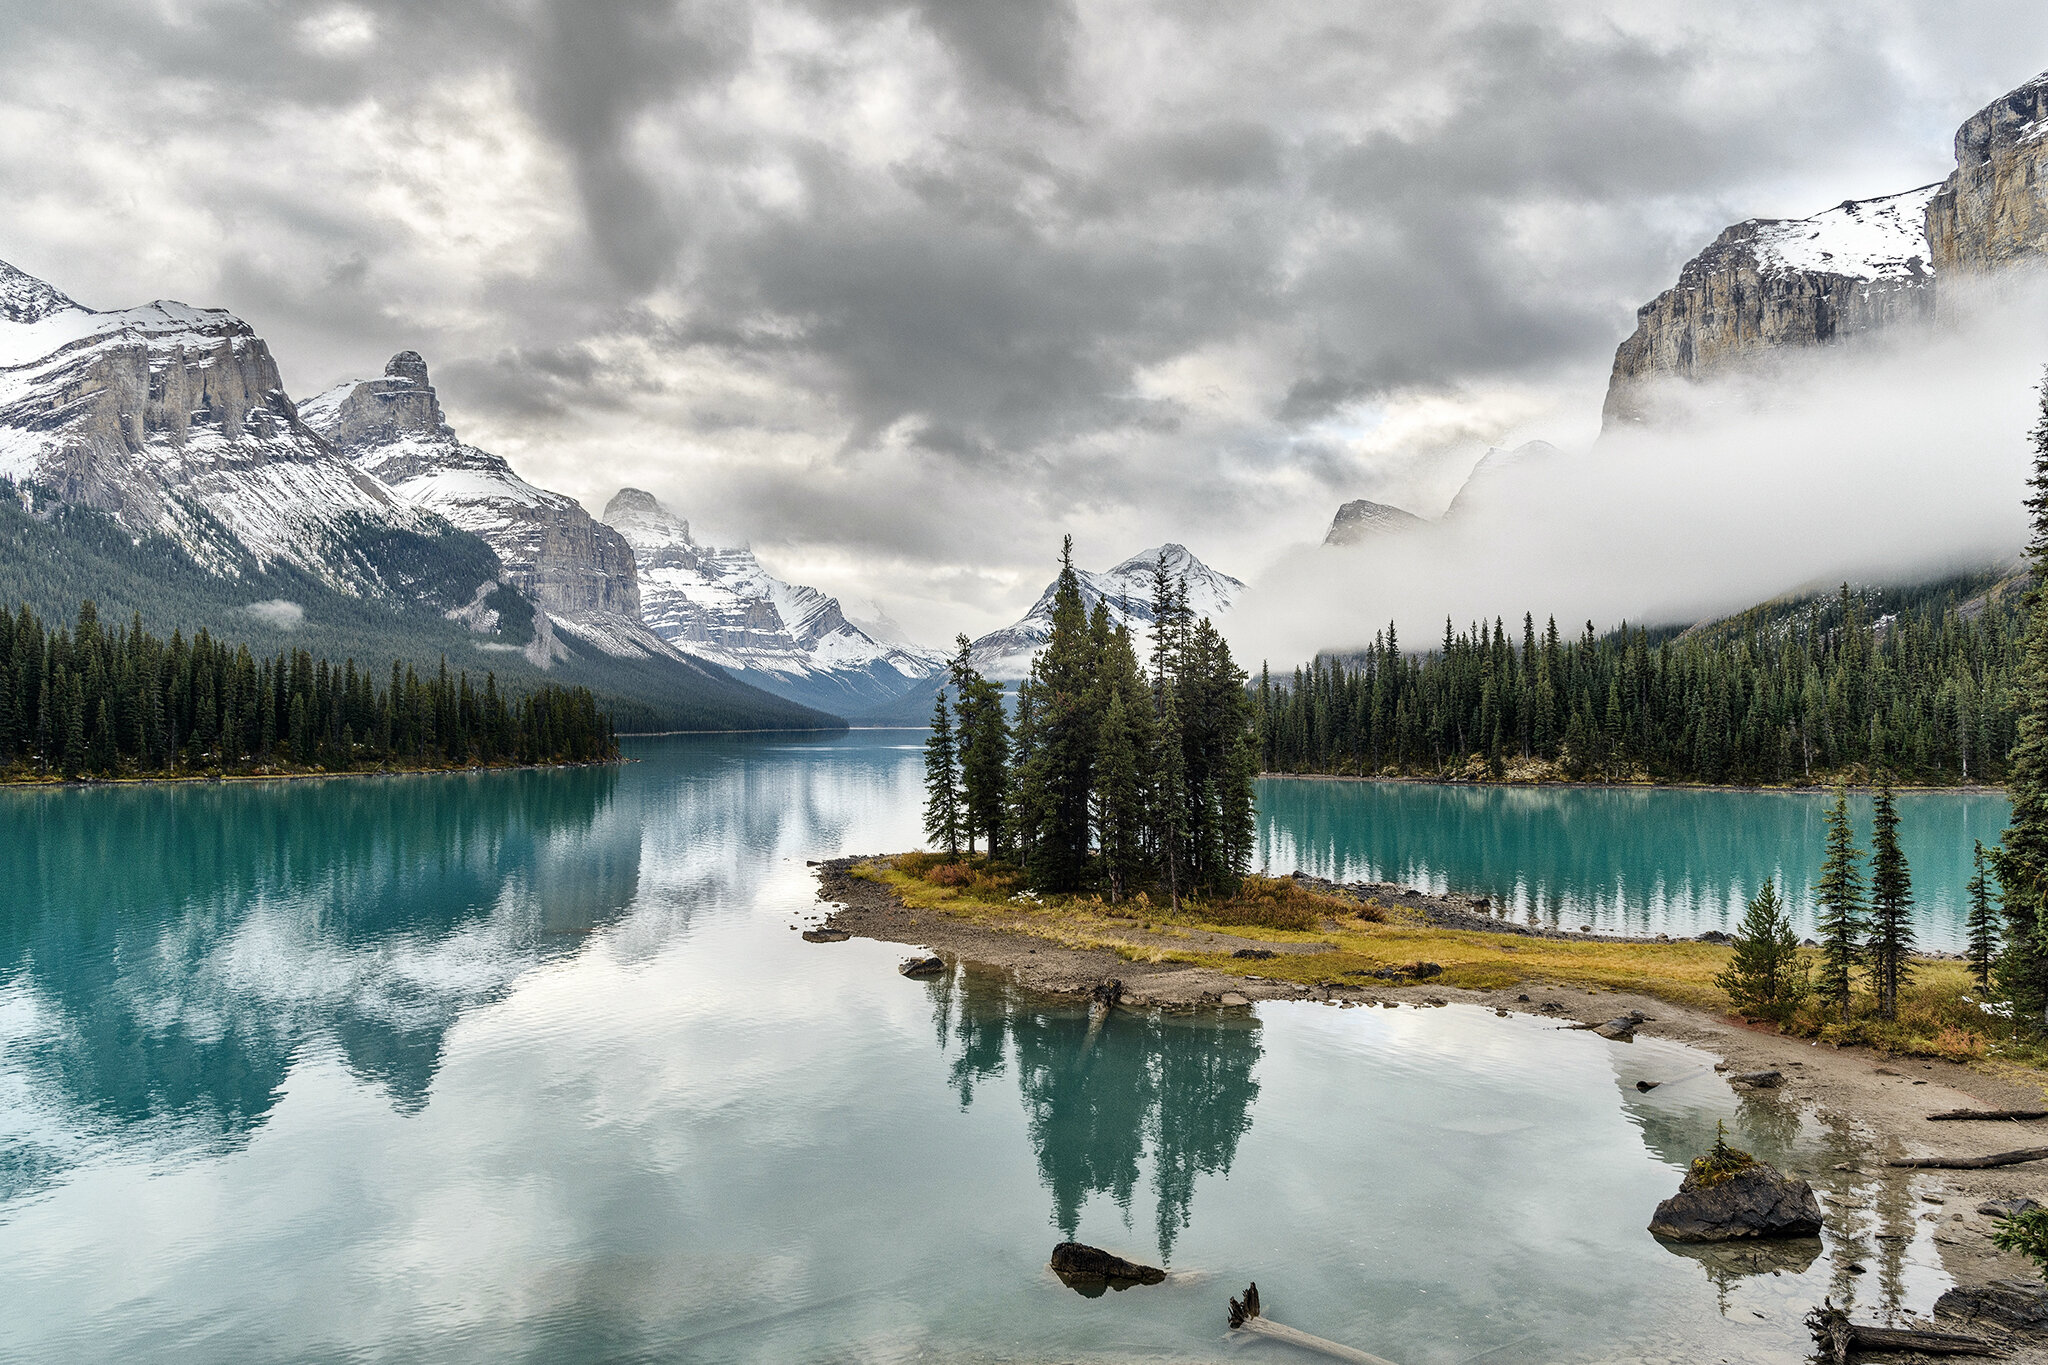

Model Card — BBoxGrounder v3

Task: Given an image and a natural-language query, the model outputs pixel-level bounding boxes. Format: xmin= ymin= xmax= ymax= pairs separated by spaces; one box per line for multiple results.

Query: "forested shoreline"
xmin=0 ymin=600 xmax=618 ymax=783
xmin=1257 ymin=576 xmax=2023 ymax=787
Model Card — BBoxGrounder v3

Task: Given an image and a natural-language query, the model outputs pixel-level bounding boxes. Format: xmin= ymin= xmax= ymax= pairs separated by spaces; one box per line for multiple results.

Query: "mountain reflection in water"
xmin=0 ymin=766 xmax=630 ymax=1198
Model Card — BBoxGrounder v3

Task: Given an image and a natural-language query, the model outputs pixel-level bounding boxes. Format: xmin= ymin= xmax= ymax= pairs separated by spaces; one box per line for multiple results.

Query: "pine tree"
xmin=1865 ymin=777 xmax=1916 ymax=1018
xmin=923 ymin=693 xmax=962 ymax=856
xmin=1715 ymin=879 xmax=1805 ymax=1023
xmin=1967 ymin=840 xmax=2001 ymax=993
xmin=1996 ymin=369 xmax=2048 ymax=1025
xmin=949 ymin=634 xmax=1010 ymax=858
xmin=1815 ymin=783 xmax=1866 ymax=1023
xmin=1093 ymin=685 xmax=1145 ymax=901
xmin=1016 ymin=539 xmax=1103 ymax=891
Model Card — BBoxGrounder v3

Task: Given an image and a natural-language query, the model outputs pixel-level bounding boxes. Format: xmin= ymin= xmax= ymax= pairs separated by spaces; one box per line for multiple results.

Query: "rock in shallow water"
xmin=1049 ymin=1242 xmax=1165 ymax=1295
xmin=1649 ymin=1163 xmax=1824 ymax=1242
xmin=1935 ymin=1277 xmax=2048 ymax=1334
xmin=898 ymin=955 xmax=944 ymax=977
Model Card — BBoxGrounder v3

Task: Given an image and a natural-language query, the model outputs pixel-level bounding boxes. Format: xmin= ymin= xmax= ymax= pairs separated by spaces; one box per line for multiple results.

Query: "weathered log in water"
xmin=1805 ymin=1300 xmax=2003 ymax=1362
xmin=1927 ymin=1110 xmax=2048 ymax=1122
xmin=1889 ymin=1146 xmax=2048 ymax=1170
xmin=1227 ymin=1282 xmax=1400 ymax=1365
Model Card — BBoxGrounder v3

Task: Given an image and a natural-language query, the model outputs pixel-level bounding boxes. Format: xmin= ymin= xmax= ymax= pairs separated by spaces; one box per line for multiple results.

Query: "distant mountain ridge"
xmin=1321 ymin=441 xmax=1557 ymax=546
xmin=0 ymin=258 xmax=831 ymax=732
xmin=602 ymin=488 xmax=945 ymax=713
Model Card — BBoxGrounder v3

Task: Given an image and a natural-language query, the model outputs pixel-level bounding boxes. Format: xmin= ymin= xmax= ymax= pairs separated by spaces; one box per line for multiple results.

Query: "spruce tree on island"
xmin=1866 ymin=776 xmax=1915 ymax=1020
xmin=1815 ymin=783 xmax=1866 ymax=1023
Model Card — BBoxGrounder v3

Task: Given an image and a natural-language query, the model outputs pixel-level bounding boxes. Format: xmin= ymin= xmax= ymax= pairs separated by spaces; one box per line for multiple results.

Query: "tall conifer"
xmin=1816 ymin=783 xmax=1866 ymax=1023
xmin=1996 ymin=370 xmax=2048 ymax=1024
xmin=1866 ymin=777 xmax=1915 ymax=1019
xmin=924 ymin=693 xmax=962 ymax=855
xmin=1967 ymin=840 xmax=2000 ymax=993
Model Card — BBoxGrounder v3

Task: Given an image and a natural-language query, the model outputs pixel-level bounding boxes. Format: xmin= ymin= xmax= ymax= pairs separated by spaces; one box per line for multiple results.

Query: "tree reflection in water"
xmin=926 ymin=967 xmax=1261 ymax=1262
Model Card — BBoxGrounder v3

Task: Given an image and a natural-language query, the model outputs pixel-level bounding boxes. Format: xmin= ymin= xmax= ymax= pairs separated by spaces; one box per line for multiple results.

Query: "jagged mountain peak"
xmin=601 ymin=487 xmax=944 ymax=712
xmin=603 ymin=487 xmax=691 ymax=548
xmin=0 ymin=259 xmax=81 ymax=325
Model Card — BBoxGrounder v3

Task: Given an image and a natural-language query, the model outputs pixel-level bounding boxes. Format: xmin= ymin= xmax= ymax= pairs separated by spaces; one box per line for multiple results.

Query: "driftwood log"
xmin=1928 ymin=1110 xmax=2048 ymax=1123
xmin=1227 ymin=1282 xmax=1400 ymax=1365
xmin=1888 ymin=1146 xmax=2048 ymax=1170
xmin=1806 ymin=1300 xmax=2002 ymax=1361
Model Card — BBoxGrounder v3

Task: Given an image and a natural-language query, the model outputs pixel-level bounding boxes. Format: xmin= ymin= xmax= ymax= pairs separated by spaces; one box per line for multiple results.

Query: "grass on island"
xmin=859 ymin=852 xmax=2048 ymax=1074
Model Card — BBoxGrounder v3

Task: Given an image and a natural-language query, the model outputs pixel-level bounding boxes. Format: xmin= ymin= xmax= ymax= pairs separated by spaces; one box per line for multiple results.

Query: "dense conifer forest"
xmin=0 ymin=600 xmax=617 ymax=781
xmin=1256 ymin=575 xmax=2023 ymax=786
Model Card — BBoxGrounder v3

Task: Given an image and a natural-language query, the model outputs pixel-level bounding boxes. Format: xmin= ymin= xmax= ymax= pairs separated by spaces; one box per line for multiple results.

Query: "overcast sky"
xmin=2 ymin=0 xmax=2045 ymax=641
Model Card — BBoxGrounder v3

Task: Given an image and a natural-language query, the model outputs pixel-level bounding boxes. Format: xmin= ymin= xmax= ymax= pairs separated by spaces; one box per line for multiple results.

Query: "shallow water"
xmin=1258 ymin=778 xmax=2010 ymax=949
xmin=0 ymin=734 xmax=1967 ymax=1362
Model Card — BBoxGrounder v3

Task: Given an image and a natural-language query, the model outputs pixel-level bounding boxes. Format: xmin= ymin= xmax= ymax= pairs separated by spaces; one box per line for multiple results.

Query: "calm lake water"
xmin=0 ymin=733 xmax=1980 ymax=1362
xmin=1259 ymin=778 xmax=2012 ymax=950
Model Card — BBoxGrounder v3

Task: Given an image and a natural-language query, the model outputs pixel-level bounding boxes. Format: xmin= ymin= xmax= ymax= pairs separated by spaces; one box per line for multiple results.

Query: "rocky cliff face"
xmin=1325 ymin=499 xmax=1426 ymax=546
xmin=1927 ymin=71 xmax=2048 ymax=278
xmin=603 ymin=487 xmax=943 ymax=712
xmin=1603 ymin=188 xmax=1938 ymax=426
xmin=1605 ymin=68 xmax=2048 ymax=425
xmin=0 ymin=261 xmax=487 ymax=606
xmin=303 ymin=354 xmax=648 ymax=637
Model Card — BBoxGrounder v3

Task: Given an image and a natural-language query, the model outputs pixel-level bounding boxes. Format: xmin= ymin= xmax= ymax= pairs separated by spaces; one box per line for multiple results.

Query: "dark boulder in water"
xmin=1049 ymin=1242 xmax=1165 ymax=1294
xmin=802 ymin=927 xmax=850 ymax=943
xmin=1650 ymin=1162 xmax=1823 ymax=1242
xmin=899 ymin=955 xmax=944 ymax=977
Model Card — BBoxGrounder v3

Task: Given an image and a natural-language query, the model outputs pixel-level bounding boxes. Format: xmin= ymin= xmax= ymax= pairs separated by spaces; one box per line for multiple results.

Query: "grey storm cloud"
xmin=3 ymin=0 xmax=2048 ymax=638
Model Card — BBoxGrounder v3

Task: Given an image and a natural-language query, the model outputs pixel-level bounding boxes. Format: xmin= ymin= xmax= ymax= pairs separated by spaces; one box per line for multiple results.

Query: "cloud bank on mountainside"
xmin=1229 ymin=277 xmax=2048 ymax=669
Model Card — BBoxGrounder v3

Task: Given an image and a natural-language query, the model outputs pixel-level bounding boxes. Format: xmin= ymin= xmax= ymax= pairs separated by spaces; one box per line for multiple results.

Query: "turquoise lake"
xmin=0 ymin=733 xmax=1990 ymax=1362
xmin=1258 ymin=778 xmax=2011 ymax=950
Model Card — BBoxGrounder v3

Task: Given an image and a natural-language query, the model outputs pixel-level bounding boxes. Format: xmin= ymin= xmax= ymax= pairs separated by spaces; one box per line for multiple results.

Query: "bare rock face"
xmin=1927 ymin=71 xmax=2048 ymax=280
xmin=1325 ymin=498 xmax=1426 ymax=546
xmin=1648 ymin=1162 xmax=1823 ymax=1242
xmin=1603 ymin=188 xmax=1938 ymax=427
xmin=303 ymin=354 xmax=643 ymax=625
xmin=1605 ymin=69 xmax=2048 ymax=427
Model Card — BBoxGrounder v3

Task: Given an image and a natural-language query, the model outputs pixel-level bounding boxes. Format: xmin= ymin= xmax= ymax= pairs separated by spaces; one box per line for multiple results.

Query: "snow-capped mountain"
xmin=602 ymin=488 xmax=945 ymax=713
xmin=0 ymin=260 xmax=489 ymax=607
xmin=968 ymin=543 xmax=1243 ymax=680
xmin=303 ymin=353 xmax=694 ymax=667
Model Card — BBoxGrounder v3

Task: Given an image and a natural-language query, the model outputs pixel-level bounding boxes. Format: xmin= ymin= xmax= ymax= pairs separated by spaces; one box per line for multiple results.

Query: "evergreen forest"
xmin=0 ymin=599 xmax=617 ymax=781
xmin=1257 ymin=577 xmax=2022 ymax=786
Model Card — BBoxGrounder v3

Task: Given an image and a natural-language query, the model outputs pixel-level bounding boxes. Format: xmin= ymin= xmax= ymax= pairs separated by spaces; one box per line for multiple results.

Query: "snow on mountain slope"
xmin=1749 ymin=184 xmax=1942 ymax=281
xmin=969 ymin=543 xmax=1244 ymax=680
xmin=603 ymin=488 xmax=945 ymax=712
xmin=0 ymin=260 xmax=482 ymax=602
xmin=304 ymin=353 xmax=693 ymax=666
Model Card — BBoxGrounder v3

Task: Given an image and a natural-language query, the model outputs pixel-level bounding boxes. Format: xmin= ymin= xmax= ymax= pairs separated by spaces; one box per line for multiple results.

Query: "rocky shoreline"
xmin=812 ymin=855 xmax=2048 ymax=1351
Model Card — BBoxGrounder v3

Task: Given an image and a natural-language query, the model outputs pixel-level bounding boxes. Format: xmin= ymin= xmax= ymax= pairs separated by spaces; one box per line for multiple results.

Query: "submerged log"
xmin=1888 ymin=1146 xmax=2048 ymax=1170
xmin=1227 ymin=1282 xmax=1400 ymax=1364
xmin=1806 ymin=1300 xmax=2002 ymax=1362
xmin=1928 ymin=1110 xmax=2048 ymax=1122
